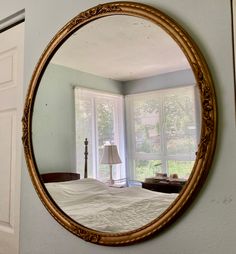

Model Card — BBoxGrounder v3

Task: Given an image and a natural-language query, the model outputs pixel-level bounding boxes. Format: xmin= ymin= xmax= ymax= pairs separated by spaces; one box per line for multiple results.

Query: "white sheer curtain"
xmin=74 ymin=87 xmax=125 ymax=181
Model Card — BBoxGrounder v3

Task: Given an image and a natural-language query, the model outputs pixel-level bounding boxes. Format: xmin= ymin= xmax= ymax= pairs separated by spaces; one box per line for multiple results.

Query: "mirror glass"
xmin=32 ymin=15 xmax=200 ymax=233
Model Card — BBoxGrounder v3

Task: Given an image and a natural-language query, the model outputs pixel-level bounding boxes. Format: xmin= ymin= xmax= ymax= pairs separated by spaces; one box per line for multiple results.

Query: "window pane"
xmin=98 ymin=164 xmax=109 ymax=181
xmin=166 ymin=136 xmax=196 ymax=156
xmin=96 ymin=99 xmax=123 ymax=181
xmin=96 ymin=100 xmax=115 ymax=180
xmin=164 ymin=87 xmax=197 ymax=157
xmin=168 ymin=160 xmax=194 ymax=179
xmin=75 ymin=98 xmax=94 ymax=177
xmin=134 ymin=160 xmax=162 ymax=181
xmin=133 ymin=97 xmax=161 ymax=154
xmin=96 ymin=100 xmax=115 ymax=147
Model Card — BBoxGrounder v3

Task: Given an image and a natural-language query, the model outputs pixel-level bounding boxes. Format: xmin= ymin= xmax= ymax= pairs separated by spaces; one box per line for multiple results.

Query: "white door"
xmin=0 ymin=22 xmax=24 ymax=254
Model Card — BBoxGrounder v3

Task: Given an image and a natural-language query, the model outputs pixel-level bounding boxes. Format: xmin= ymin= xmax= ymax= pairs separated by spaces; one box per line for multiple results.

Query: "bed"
xmin=41 ymin=139 xmax=178 ymax=233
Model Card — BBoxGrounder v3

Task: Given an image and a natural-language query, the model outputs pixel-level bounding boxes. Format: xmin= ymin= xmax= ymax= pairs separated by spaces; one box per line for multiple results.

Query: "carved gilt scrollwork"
xmin=66 ymin=4 xmax=122 ymax=31
xmin=70 ymin=225 xmax=101 ymax=243
xmin=22 ymin=98 xmax=31 ymax=157
xmin=192 ymin=62 xmax=216 ymax=159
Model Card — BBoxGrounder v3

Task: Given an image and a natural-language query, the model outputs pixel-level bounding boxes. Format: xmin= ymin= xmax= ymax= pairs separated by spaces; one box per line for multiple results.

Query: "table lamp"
xmin=100 ymin=144 xmax=122 ymax=185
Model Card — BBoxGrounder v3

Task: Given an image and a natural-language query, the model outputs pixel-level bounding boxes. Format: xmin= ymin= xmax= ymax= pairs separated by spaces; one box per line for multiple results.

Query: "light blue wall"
xmin=19 ymin=0 xmax=236 ymax=252
xmin=33 ymin=63 xmax=122 ymax=173
xmin=123 ymin=69 xmax=195 ymax=94
xmin=0 ymin=0 xmax=234 ymax=253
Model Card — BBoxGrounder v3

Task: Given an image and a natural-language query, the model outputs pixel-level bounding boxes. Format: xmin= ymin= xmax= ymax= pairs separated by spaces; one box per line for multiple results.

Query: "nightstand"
xmin=142 ymin=179 xmax=187 ymax=193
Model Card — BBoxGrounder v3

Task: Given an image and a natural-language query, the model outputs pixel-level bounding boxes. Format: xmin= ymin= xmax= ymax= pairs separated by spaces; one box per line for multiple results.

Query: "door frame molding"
xmin=0 ymin=9 xmax=25 ymax=33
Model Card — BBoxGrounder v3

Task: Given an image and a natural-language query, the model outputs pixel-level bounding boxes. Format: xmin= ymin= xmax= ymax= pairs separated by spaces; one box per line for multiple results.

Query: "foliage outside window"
xmin=126 ymin=86 xmax=199 ymax=181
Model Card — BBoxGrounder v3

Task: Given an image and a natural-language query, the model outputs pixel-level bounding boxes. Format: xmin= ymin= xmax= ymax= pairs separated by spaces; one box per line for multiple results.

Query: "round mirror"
xmin=22 ymin=2 xmax=217 ymax=246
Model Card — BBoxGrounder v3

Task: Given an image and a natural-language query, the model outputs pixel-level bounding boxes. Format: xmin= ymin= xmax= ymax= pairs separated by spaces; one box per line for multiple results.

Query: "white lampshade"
xmin=100 ymin=145 xmax=122 ymax=165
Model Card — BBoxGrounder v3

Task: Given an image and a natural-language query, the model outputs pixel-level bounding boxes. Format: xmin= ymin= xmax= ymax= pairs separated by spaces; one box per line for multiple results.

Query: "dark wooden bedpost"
xmin=84 ymin=138 xmax=88 ymax=178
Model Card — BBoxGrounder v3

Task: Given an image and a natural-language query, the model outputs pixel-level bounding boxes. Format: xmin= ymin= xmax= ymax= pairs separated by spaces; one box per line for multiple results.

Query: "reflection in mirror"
xmin=32 ymin=15 xmax=200 ymax=233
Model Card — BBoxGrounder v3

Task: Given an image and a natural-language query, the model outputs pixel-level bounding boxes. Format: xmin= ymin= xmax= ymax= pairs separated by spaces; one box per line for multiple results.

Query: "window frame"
xmin=125 ymin=84 xmax=200 ymax=180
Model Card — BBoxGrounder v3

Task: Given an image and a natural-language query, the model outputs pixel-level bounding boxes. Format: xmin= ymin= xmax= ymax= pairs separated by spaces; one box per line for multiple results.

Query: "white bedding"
xmin=46 ymin=178 xmax=178 ymax=233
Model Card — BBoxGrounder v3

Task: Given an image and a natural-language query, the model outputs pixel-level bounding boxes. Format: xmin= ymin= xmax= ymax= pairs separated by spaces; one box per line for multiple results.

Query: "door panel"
xmin=0 ymin=110 xmax=16 ymax=228
xmin=0 ymin=22 xmax=24 ymax=254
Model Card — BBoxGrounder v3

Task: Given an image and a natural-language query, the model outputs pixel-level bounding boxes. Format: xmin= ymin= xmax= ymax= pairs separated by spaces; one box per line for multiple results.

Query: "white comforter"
xmin=46 ymin=178 xmax=178 ymax=233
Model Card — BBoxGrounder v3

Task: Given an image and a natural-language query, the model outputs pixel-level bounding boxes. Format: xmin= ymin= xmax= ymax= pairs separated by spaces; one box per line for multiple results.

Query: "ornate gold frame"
xmin=22 ymin=1 xmax=217 ymax=246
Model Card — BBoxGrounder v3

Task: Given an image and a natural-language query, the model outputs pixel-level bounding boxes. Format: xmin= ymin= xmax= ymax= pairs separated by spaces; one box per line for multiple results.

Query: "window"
xmin=126 ymin=86 xmax=199 ymax=181
xmin=74 ymin=87 xmax=125 ymax=181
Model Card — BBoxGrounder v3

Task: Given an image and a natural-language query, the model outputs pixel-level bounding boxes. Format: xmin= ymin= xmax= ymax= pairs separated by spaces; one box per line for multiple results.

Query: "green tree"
xmin=97 ymin=102 xmax=114 ymax=147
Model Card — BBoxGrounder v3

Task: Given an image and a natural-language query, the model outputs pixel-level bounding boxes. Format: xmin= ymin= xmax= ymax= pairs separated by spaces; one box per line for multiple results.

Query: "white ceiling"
xmin=51 ymin=15 xmax=191 ymax=81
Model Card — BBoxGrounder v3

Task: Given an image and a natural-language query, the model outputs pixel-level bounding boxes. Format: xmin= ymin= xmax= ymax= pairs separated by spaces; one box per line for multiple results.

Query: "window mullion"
xmin=93 ymin=98 xmax=99 ymax=179
xmin=125 ymin=96 xmax=135 ymax=180
xmin=160 ymin=93 xmax=167 ymax=174
xmin=114 ymin=97 xmax=125 ymax=180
